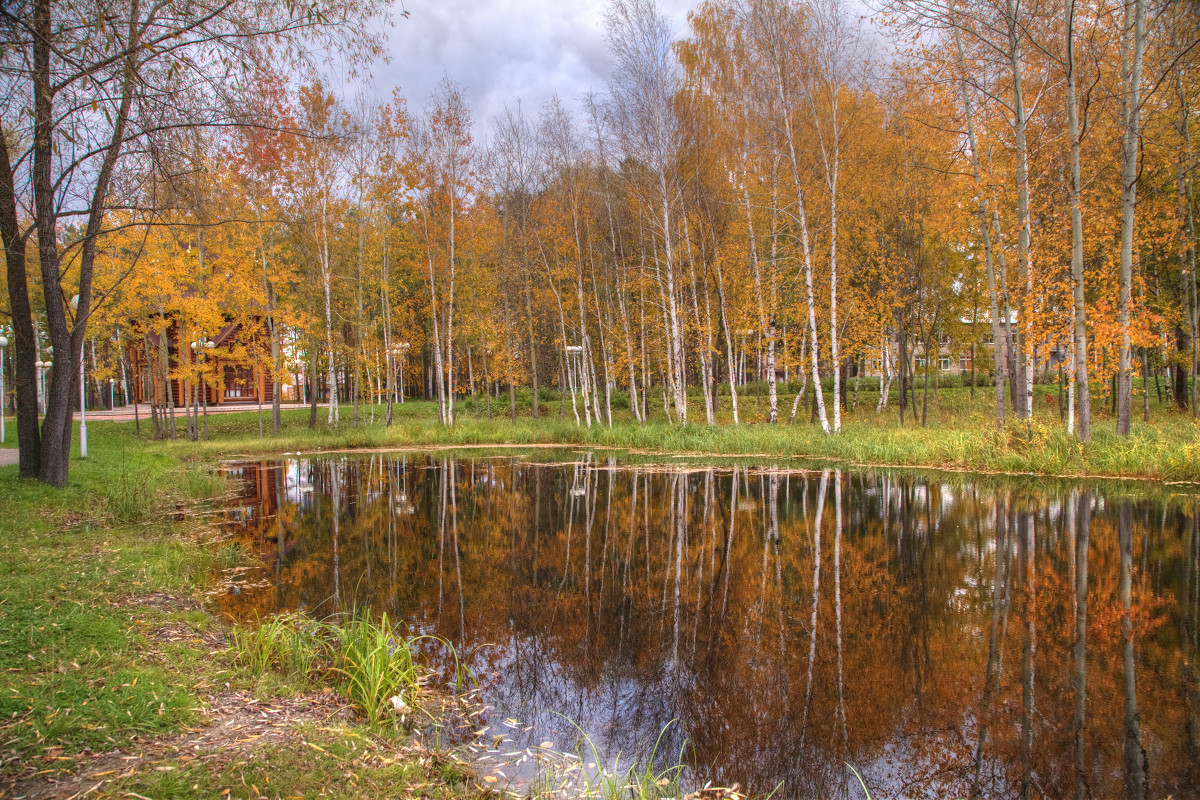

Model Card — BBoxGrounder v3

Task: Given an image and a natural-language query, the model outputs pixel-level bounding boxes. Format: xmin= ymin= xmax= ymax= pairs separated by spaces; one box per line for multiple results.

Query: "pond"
xmin=215 ymin=450 xmax=1198 ymax=799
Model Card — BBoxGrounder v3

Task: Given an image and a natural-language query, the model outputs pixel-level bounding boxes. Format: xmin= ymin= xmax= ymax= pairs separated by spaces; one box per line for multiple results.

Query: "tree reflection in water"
xmin=216 ymin=454 xmax=1198 ymax=799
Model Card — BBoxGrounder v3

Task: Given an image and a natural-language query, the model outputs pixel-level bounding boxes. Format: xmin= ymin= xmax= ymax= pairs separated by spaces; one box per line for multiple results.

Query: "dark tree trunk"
xmin=28 ymin=0 xmax=137 ymax=486
xmin=1059 ymin=362 xmax=1065 ymax=422
xmin=1176 ymin=326 xmax=1190 ymax=411
xmin=811 ymin=368 xmax=818 ymax=423
xmin=840 ymin=359 xmax=849 ymax=411
xmin=0 ymin=123 xmax=41 ymax=477
xmin=32 ymin=0 xmax=75 ymax=487
xmin=970 ymin=343 xmax=976 ymax=400
xmin=308 ymin=345 xmax=318 ymax=429
xmin=921 ymin=343 xmax=930 ymax=427
xmin=912 ymin=351 xmax=921 ymax=423
xmin=1142 ymin=348 xmax=1150 ymax=422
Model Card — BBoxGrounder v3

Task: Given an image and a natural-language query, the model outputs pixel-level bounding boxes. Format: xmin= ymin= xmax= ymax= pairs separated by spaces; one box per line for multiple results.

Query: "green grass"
xmin=230 ymin=609 xmax=424 ymax=726
xmin=0 ymin=448 xmax=221 ymax=781
xmin=128 ymin=381 xmax=1200 ymax=483
xmin=0 ymin=425 xmax=486 ymax=797
xmin=98 ymin=722 xmax=472 ymax=800
xmin=229 ymin=611 xmax=326 ymax=679
xmin=330 ymin=611 xmax=421 ymax=726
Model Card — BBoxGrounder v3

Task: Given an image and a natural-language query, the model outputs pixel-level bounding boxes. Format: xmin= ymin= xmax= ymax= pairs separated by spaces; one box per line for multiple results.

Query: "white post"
xmin=37 ymin=361 xmax=52 ymax=417
xmin=0 ymin=335 xmax=7 ymax=443
xmin=79 ymin=349 xmax=87 ymax=459
xmin=71 ymin=296 xmax=86 ymax=458
xmin=35 ymin=360 xmax=44 ymax=415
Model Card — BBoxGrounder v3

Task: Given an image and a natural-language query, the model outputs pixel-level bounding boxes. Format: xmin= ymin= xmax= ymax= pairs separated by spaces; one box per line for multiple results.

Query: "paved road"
xmin=0 ymin=449 xmax=17 ymax=467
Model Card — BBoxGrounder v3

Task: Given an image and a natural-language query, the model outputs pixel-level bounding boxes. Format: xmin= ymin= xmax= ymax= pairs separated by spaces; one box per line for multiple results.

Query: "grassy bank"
xmin=142 ymin=382 xmax=1200 ymax=483
xmin=0 ymin=426 xmax=704 ymax=799
xmin=0 ymin=434 xmax=491 ymax=799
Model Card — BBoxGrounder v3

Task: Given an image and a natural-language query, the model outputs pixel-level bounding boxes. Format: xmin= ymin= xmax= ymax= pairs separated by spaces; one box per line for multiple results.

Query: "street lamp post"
xmin=35 ymin=360 xmax=52 ymax=416
xmin=71 ymin=296 xmax=86 ymax=458
xmin=0 ymin=335 xmax=7 ymax=443
xmin=191 ymin=339 xmax=214 ymax=441
xmin=78 ymin=352 xmax=87 ymax=458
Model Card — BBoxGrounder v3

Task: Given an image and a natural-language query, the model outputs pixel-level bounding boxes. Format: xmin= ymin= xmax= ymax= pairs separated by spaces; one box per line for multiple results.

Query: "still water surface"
xmin=216 ymin=451 xmax=1198 ymax=799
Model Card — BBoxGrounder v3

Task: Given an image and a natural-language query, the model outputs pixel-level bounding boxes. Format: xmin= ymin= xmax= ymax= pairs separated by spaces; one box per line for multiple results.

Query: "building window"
xmin=939 ymin=356 xmax=951 ymax=371
xmin=960 ymin=355 xmax=969 ymax=371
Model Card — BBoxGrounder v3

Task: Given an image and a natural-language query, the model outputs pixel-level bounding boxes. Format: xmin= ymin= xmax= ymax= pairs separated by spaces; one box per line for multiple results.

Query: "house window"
xmin=916 ymin=357 xmax=926 ymax=368
xmin=939 ymin=356 xmax=951 ymax=371
xmin=960 ymin=355 xmax=969 ymax=371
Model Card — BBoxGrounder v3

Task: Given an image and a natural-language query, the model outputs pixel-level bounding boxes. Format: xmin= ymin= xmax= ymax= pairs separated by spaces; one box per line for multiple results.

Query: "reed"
xmin=537 ymin=718 xmax=689 ymax=800
xmin=330 ymin=610 xmax=420 ymax=726
xmin=229 ymin=608 xmax=424 ymax=726
xmin=229 ymin=611 xmax=323 ymax=679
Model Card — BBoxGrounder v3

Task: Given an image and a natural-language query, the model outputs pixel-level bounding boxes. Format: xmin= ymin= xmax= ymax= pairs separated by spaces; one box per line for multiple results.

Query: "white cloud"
xmin=365 ymin=0 xmax=696 ymax=141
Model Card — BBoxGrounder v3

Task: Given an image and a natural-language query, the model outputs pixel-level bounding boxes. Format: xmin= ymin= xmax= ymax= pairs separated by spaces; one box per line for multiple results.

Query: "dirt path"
xmin=1 ymin=593 xmax=482 ymax=800
xmin=9 ymin=690 xmax=350 ymax=799
xmin=0 ymin=449 xmax=16 ymax=467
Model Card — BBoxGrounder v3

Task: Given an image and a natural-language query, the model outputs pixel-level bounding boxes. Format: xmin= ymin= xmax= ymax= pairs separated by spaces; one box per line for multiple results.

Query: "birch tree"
xmin=606 ymin=0 xmax=690 ymax=423
xmin=0 ymin=0 xmax=385 ymax=484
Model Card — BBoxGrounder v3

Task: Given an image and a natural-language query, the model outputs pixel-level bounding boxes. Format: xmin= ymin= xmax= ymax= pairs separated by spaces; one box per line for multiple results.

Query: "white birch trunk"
xmin=320 ymin=195 xmax=338 ymax=426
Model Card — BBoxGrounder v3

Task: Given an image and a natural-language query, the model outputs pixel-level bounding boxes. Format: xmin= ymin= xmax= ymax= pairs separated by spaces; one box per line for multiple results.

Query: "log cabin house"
xmin=127 ymin=315 xmax=275 ymax=407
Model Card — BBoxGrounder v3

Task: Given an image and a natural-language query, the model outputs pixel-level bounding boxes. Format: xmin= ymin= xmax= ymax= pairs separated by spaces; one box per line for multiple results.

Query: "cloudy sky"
xmin=362 ymin=0 xmax=699 ymax=139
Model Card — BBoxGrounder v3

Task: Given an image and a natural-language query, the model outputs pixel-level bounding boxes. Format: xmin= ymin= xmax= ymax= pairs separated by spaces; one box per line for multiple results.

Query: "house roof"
xmin=212 ymin=322 xmax=242 ymax=347
xmin=135 ymin=316 xmax=264 ymax=352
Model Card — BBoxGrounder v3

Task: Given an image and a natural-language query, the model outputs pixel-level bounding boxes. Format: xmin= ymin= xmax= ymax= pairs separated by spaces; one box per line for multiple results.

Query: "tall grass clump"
xmin=330 ymin=610 xmax=420 ymax=726
xmin=179 ymin=463 xmax=228 ymax=500
xmin=101 ymin=461 xmax=225 ymax=524
xmin=214 ymin=540 xmax=255 ymax=569
xmin=103 ymin=462 xmax=159 ymax=523
xmin=229 ymin=609 xmax=423 ymax=726
xmin=230 ymin=611 xmax=324 ymax=679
